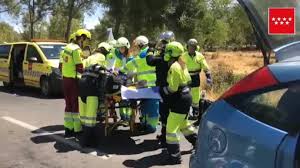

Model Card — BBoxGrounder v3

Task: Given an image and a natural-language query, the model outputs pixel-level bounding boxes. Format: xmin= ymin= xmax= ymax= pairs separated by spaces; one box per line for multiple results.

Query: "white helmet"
xmin=98 ymin=42 xmax=112 ymax=52
xmin=135 ymin=35 xmax=149 ymax=46
xmin=116 ymin=37 xmax=130 ymax=49
xmin=108 ymin=39 xmax=117 ymax=48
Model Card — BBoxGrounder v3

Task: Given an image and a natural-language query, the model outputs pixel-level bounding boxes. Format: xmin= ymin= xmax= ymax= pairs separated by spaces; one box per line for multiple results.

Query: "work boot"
xmin=79 ymin=126 xmax=90 ymax=148
xmin=167 ymin=155 xmax=182 ymax=165
xmin=74 ymin=131 xmax=83 ymax=141
xmin=64 ymin=128 xmax=74 ymax=138
xmin=157 ymin=134 xmax=167 ymax=148
xmin=193 ymin=119 xmax=200 ymax=127
xmin=189 ymin=107 xmax=199 ymax=120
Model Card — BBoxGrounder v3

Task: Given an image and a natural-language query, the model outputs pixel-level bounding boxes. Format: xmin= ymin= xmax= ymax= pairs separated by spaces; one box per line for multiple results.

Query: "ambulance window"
xmin=0 ymin=45 xmax=11 ymax=59
xmin=27 ymin=45 xmax=43 ymax=63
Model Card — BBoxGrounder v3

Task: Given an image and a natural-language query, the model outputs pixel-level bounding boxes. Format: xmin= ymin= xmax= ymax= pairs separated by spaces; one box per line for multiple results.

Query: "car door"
xmin=196 ymin=82 xmax=300 ymax=168
xmin=0 ymin=44 xmax=12 ymax=83
xmin=24 ymin=44 xmax=44 ymax=87
xmin=221 ymin=83 xmax=299 ymax=168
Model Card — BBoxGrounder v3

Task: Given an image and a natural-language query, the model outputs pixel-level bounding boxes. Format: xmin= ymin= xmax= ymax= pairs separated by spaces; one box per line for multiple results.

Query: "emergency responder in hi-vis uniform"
xmin=59 ymin=29 xmax=91 ymax=138
xmin=146 ymin=31 xmax=175 ymax=147
xmin=182 ymin=38 xmax=212 ymax=119
xmin=78 ymin=42 xmax=111 ymax=147
xmin=110 ymin=37 xmax=134 ymax=122
xmin=160 ymin=41 xmax=197 ymax=164
xmin=121 ymin=35 xmax=159 ymax=133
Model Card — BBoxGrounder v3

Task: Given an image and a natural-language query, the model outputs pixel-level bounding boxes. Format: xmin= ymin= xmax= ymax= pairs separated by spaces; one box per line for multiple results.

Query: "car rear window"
xmin=226 ymin=82 xmax=300 ymax=133
xmin=0 ymin=45 xmax=11 ymax=59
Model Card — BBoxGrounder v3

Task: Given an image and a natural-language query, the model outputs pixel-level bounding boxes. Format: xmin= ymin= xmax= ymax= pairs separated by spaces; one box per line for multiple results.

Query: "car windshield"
xmin=39 ymin=44 xmax=65 ymax=59
xmin=243 ymin=0 xmax=300 ymax=49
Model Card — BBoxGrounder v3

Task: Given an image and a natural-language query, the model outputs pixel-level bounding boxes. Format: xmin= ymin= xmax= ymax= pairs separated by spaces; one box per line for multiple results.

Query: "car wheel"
xmin=3 ymin=81 xmax=9 ymax=87
xmin=40 ymin=77 xmax=51 ymax=97
xmin=2 ymin=81 xmax=13 ymax=88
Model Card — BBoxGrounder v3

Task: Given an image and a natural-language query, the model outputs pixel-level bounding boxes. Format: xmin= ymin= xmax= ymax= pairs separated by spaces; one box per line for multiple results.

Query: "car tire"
xmin=3 ymin=81 xmax=9 ymax=87
xmin=40 ymin=77 xmax=52 ymax=97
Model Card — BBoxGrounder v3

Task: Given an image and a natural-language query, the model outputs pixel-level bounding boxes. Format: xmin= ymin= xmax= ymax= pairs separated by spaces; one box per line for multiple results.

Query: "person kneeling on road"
xmin=160 ymin=41 xmax=198 ymax=164
xmin=78 ymin=42 xmax=111 ymax=147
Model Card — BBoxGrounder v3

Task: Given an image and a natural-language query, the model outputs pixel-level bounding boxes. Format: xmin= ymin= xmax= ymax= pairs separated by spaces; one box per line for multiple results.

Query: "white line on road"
xmin=1 ymin=116 xmax=111 ymax=159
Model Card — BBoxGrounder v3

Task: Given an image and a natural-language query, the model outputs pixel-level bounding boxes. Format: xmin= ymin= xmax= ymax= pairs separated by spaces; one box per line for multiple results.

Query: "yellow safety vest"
xmin=167 ymin=61 xmax=191 ymax=93
xmin=181 ymin=51 xmax=209 ymax=75
xmin=122 ymin=48 xmax=156 ymax=87
xmin=60 ymin=43 xmax=83 ymax=78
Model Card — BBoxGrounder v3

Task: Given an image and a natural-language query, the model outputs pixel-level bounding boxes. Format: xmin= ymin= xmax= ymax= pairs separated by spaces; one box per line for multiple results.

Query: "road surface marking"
xmin=2 ymin=116 xmax=111 ymax=159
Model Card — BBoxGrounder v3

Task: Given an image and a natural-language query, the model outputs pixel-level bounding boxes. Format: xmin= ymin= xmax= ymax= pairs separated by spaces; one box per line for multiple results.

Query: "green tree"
xmin=0 ymin=22 xmax=20 ymax=42
xmin=0 ymin=0 xmax=20 ymax=15
xmin=55 ymin=0 xmax=98 ymax=41
xmin=193 ymin=0 xmax=232 ymax=50
xmin=48 ymin=6 xmax=83 ymax=40
xmin=99 ymin=0 xmax=168 ymax=40
xmin=162 ymin=0 xmax=206 ymax=41
xmin=21 ymin=0 xmax=55 ymax=39
xmin=227 ymin=4 xmax=254 ymax=49
xmin=91 ymin=13 xmax=114 ymax=45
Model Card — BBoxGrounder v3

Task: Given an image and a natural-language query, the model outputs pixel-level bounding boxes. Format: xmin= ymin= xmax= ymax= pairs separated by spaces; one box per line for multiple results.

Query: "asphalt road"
xmin=0 ymin=82 xmax=193 ymax=168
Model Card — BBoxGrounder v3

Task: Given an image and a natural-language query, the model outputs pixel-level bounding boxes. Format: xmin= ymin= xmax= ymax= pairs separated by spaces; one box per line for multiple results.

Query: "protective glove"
xmin=205 ymin=71 xmax=212 ymax=87
xmin=159 ymin=86 xmax=170 ymax=101
xmin=147 ymin=47 xmax=155 ymax=56
xmin=126 ymin=72 xmax=135 ymax=79
xmin=137 ymin=80 xmax=147 ymax=88
xmin=206 ymin=78 xmax=212 ymax=86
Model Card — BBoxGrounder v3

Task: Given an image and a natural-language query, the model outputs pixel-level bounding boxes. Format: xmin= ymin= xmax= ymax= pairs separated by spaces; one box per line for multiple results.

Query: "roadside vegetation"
xmin=202 ymin=51 xmax=276 ymax=99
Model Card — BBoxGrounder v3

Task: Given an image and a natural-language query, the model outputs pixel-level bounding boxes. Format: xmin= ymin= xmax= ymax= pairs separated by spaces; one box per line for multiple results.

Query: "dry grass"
xmin=200 ymin=51 xmax=275 ymax=100
xmin=204 ymin=51 xmax=265 ymax=75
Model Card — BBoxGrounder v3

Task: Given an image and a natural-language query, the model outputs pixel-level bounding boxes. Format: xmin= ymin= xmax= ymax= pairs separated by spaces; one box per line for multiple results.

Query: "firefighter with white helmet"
xmin=121 ymin=35 xmax=159 ymax=133
xmin=181 ymin=38 xmax=212 ymax=120
xmin=106 ymin=37 xmax=134 ymax=122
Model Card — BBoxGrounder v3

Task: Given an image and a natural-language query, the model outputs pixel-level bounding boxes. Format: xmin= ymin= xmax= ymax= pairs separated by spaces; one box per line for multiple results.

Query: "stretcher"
xmin=99 ymin=86 xmax=161 ymax=136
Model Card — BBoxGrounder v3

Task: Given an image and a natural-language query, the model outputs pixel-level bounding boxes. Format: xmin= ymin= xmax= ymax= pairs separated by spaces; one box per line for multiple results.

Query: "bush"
xmin=206 ymin=63 xmax=245 ymax=99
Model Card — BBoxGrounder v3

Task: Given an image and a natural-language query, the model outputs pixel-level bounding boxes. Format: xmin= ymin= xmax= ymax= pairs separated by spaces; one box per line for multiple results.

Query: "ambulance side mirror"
xmin=28 ymin=57 xmax=38 ymax=62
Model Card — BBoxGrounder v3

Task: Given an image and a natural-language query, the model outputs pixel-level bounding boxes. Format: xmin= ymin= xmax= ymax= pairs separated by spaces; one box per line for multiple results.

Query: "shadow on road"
xmin=31 ymin=125 xmax=65 ymax=133
xmin=123 ymin=149 xmax=193 ymax=167
xmin=30 ymin=133 xmax=78 ymax=153
xmin=30 ymin=124 xmax=161 ymax=156
xmin=0 ymin=85 xmax=62 ymax=99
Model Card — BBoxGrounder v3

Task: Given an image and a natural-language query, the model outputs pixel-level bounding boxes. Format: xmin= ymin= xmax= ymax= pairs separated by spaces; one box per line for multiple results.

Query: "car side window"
xmin=26 ymin=45 xmax=43 ymax=63
xmin=228 ymin=83 xmax=300 ymax=133
xmin=0 ymin=45 xmax=11 ymax=59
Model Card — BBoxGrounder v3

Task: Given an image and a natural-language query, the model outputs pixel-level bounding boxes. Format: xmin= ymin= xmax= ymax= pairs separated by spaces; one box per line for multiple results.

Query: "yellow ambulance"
xmin=0 ymin=40 xmax=66 ymax=96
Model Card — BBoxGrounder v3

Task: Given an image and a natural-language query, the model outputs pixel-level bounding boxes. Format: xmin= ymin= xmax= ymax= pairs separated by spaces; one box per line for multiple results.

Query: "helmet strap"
xmin=138 ymin=44 xmax=144 ymax=49
xmin=100 ymin=47 xmax=109 ymax=56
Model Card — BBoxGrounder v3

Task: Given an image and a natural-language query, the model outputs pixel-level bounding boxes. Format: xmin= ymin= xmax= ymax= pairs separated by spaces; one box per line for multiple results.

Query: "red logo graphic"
xmin=268 ymin=7 xmax=296 ymax=35
xmin=28 ymin=63 xmax=32 ymax=70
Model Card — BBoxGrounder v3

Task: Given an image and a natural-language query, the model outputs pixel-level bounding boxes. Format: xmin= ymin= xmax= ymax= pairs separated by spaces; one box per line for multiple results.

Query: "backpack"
xmin=79 ymin=64 xmax=107 ymax=99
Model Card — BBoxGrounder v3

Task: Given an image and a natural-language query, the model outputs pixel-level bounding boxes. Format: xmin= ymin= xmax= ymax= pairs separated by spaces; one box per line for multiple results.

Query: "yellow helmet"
xmin=68 ymin=33 xmax=76 ymax=43
xmin=98 ymin=42 xmax=112 ymax=52
xmin=165 ymin=41 xmax=184 ymax=58
xmin=75 ymin=29 xmax=91 ymax=39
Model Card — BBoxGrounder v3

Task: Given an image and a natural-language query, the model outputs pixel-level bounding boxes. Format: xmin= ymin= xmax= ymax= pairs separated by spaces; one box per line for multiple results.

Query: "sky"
xmin=0 ymin=5 xmax=105 ymax=33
